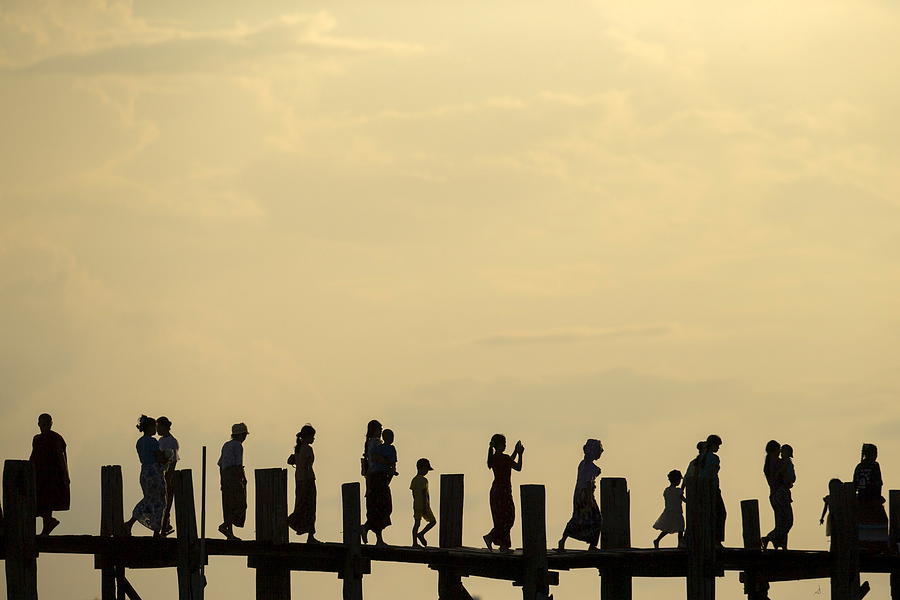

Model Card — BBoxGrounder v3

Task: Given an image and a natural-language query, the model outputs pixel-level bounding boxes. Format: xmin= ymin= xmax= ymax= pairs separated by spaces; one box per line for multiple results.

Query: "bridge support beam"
xmin=521 ymin=484 xmax=551 ymax=600
xmin=686 ymin=477 xmax=716 ymax=600
xmin=340 ymin=482 xmax=364 ymax=600
xmin=254 ymin=468 xmax=291 ymax=600
xmin=174 ymin=469 xmax=205 ymax=599
xmin=830 ymin=480 xmax=861 ymax=600
xmin=437 ymin=474 xmax=473 ymax=600
xmin=600 ymin=477 xmax=631 ymax=600
xmin=3 ymin=460 xmax=38 ymax=600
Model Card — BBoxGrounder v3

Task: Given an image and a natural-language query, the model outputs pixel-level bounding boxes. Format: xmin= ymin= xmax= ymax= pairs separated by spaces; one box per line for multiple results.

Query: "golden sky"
xmin=2 ymin=0 xmax=899 ymax=598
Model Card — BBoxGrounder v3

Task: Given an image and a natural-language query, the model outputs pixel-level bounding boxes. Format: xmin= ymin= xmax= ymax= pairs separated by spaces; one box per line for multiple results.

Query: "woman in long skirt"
xmin=288 ymin=424 xmax=319 ymax=543
xmin=558 ymin=439 xmax=603 ymax=550
xmin=483 ymin=434 xmax=523 ymax=552
xmin=124 ymin=415 xmax=167 ymax=536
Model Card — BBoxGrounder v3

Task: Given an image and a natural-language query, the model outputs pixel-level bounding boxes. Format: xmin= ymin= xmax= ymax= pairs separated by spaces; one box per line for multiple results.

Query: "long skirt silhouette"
xmin=220 ymin=466 xmax=247 ymax=527
xmin=288 ymin=478 xmax=317 ymax=535
xmin=487 ymin=482 xmax=515 ymax=548
xmin=132 ymin=464 xmax=166 ymax=531
xmin=858 ymin=498 xmax=888 ymax=544
xmin=365 ymin=471 xmax=392 ymax=532
xmin=563 ymin=486 xmax=602 ymax=546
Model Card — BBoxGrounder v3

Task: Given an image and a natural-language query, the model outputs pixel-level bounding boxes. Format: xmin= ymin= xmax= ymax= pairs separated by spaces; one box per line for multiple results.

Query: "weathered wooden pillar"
xmin=890 ymin=490 xmax=900 ymax=600
xmin=521 ymin=484 xmax=550 ymax=600
xmin=600 ymin=477 xmax=631 ymax=600
xmin=99 ymin=465 xmax=125 ymax=600
xmin=174 ymin=470 xmax=205 ymax=600
xmin=437 ymin=474 xmax=473 ymax=600
xmin=340 ymin=482 xmax=364 ymax=600
xmin=739 ymin=500 xmax=768 ymax=600
xmin=686 ymin=477 xmax=715 ymax=600
xmin=829 ymin=480 xmax=860 ymax=600
xmin=3 ymin=460 xmax=38 ymax=600
xmin=255 ymin=468 xmax=291 ymax=600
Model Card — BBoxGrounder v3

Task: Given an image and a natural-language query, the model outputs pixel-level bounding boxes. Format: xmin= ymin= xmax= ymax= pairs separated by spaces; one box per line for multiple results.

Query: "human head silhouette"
xmin=780 ymin=444 xmax=793 ymax=459
xmin=38 ymin=413 xmax=52 ymax=433
xmin=765 ymin=440 xmax=780 ymax=455
xmin=382 ymin=429 xmax=394 ymax=444
xmin=706 ymin=434 xmax=722 ymax=452
xmin=137 ymin=415 xmax=157 ymax=436
xmin=861 ymin=443 xmax=877 ymax=462
xmin=491 ymin=433 xmax=507 ymax=453
xmin=367 ymin=420 xmax=383 ymax=439
xmin=668 ymin=469 xmax=683 ymax=486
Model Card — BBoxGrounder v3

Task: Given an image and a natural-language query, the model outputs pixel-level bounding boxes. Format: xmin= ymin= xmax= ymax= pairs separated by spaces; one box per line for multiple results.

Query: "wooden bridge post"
xmin=890 ymin=490 xmax=900 ymax=600
xmin=600 ymin=477 xmax=631 ymax=600
xmin=174 ymin=469 xmax=205 ymax=600
xmin=739 ymin=500 xmax=768 ymax=600
xmin=3 ymin=460 xmax=38 ymax=600
xmin=686 ymin=477 xmax=716 ymax=600
xmin=829 ymin=480 xmax=860 ymax=600
xmin=99 ymin=465 xmax=125 ymax=600
xmin=437 ymin=474 xmax=473 ymax=600
xmin=521 ymin=484 xmax=551 ymax=600
xmin=255 ymin=468 xmax=291 ymax=600
xmin=340 ymin=482 xmax=364 ymax=600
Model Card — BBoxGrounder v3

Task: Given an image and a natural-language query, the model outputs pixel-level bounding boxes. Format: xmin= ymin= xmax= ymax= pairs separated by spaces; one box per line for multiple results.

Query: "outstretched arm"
xmin=819 ymin=499 xmax=828 ymax=524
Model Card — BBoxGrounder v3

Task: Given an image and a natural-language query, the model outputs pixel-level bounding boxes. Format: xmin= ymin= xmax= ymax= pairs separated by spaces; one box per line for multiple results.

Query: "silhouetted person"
xmin=681 ymin=441 xmax=706 ymax=498
xmin=124 ymin=415 xmax=167 ymax=537
xmin=761 ymin=440 xmax=781 ymax=549
xmin=853 ymin=443 xmax=888 ymax=546
xmin=362 ymin=427 xmax=396 ymax=546
xmin=557 ymin=438 xmax=603 ymax=551
xmin=653 ymin=469 xmax=685 ymax=549
xmin=217 ymin=423 xmax=249 ymax=541
xmin=287 ymin=424 xmax=319 ymax=543
xmin=29 ymin=413 xmax=70 ymax=536
xmin=819 ymin=478 xmax=841 ymax=538
xmin=698 ymin=434 xmax=725 ymax=544
xmin=410 ymin=458 xmax=436 ymax=547
xmin=157 ymin=416 xmax=179 ymax=537
xmin=763 ymin=444 xmax=796 ymax=549
xmin=483 ymin=433 xmax=523 ymax=553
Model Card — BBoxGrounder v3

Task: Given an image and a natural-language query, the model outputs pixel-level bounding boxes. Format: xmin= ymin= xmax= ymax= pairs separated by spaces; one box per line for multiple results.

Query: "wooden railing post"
xmin=521 ymin=484 xmax=550 ymax=600
xmin=739 ymin=500 xmax=768 ymax=600
xmin=600 ymin=477 xmax=631 ymax=600
xmin=686 ymin=477 xmax=715 ymax=600
xmin=437 ymin=474 xmax=472 ymax=600
xmin=99 ymin=465 xmax=125 ymax=600
xmin=3 ymin=460 xmax=38 ymax=600
xmin=255 ymin=468 xmax=290 ymax=600
xmin=174 ymin=469 xmax=205 ymax=599
xmin=890 ymin=490 xmax=899 ymax=600
xmin=830 ymin=480 xmax=860 ymax=600
xmin=340 ymin=482 xmax=364 ymax=600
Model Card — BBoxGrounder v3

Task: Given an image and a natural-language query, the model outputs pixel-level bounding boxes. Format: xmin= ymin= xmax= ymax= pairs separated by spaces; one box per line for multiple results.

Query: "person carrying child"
xmin=652 ymin=469 xmax=686 ymax=548
xmin=410 ymin=458 xmax=437 ymax=547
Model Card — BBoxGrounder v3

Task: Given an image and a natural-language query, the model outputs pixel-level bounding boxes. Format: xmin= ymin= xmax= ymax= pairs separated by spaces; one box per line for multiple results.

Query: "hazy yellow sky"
xmin=2 ymin=1 xmax=900 ymax=598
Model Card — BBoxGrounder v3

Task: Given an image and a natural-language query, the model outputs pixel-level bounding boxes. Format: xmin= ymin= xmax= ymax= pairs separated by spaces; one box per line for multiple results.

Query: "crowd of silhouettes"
xmin=21 ymin=414 xmax=894 ymax=555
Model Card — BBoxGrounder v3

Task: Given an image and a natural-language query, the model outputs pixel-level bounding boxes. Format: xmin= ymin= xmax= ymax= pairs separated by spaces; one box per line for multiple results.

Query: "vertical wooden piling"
xmin=174 ymin=470 xmax=205 ymax=600
xmin=890 ymin=490 xmax=900 ymax=600
xmin=255 ymin=468 xmax=291 ymax=600
xmin=686 ymin=477 xmax=716 ymax=600
xmin=341 ymin=482 xmax=364 ymax=600
xmin=829 ymin=480 xmax=860 ymax=600
xmin=3 ymin=460 xmax=38 ymax=600
xmin=438 ymin=474 xmax=472 ymax=600
xmin=740 ymin=500 xmax=767 ymax=600
xmin=521 ymin=484 xmax=550 ymax=600
xmin=100 ymin=465 xmax=124 ymax=600
xmin=600 ymin=477 xmax=631 ymax=600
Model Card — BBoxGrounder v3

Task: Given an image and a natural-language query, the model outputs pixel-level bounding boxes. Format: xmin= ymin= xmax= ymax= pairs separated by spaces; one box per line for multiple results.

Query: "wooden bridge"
xmin=1 ymin=460 xmax=899 ymax=600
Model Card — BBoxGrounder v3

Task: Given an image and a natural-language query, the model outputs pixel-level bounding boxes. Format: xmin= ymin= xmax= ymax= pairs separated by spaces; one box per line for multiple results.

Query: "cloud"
xmin=473 ymin=325 xmax=672 ymax=346
xmin=14 ymin=13 xmax=422 ymax=75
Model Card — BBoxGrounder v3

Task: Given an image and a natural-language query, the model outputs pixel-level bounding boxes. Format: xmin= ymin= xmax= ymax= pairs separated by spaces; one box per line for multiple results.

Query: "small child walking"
xmin=819 ymin=478 xmax=841 ymax=537
xmin=410 ymin=458 xmax=437 ymax=547
xmin=653 ymin=469 xmax=685 ymax=549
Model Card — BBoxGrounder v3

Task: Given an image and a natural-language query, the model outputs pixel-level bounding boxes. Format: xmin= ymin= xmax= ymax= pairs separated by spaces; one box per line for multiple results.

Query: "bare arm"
xmin=511 ymin=441 xmax=524 ymax=472
xmin=819 ymin=499 xmax=828 ymax=524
